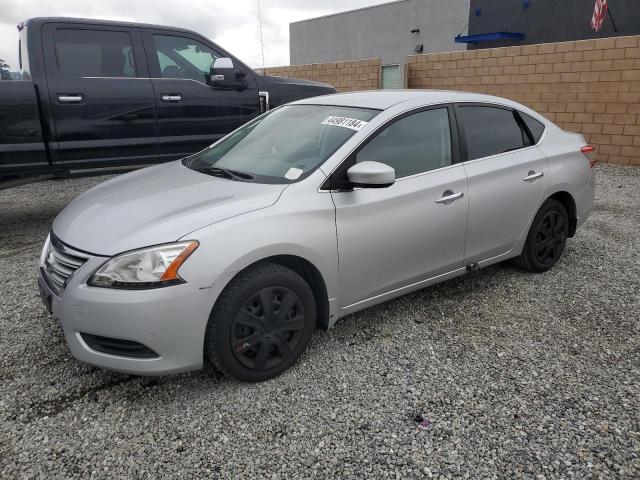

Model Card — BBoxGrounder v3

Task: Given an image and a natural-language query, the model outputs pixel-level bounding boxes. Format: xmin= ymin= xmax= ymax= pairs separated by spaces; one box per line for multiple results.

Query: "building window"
xmin=381 ymin=64 xmax=400 ymax=89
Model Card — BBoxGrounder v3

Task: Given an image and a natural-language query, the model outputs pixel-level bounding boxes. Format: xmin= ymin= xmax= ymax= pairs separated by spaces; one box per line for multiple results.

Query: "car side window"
xmin=54 ymin=29 xmax=137 ymax=78
xmin=153 ymin=35 xmax=220 ymax=83
xmin=355 ymin=108 xmax=452 ymax=179
xmin=458 ymin=106 xmax=528 ymax=160
xmin=519 ymin=111 xmax=545 ymax=144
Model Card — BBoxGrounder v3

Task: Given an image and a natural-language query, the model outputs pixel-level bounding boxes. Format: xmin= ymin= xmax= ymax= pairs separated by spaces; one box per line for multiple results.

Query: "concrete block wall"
xmin=407 ymin=36 xmax=640 ymax=166
xmin=263 ymin=59 xmax=381 ymax=92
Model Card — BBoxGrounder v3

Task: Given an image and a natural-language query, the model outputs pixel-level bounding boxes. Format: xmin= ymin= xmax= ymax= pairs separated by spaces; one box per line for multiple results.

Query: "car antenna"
xmin=257 ymin=0 xmax=266 ymax=72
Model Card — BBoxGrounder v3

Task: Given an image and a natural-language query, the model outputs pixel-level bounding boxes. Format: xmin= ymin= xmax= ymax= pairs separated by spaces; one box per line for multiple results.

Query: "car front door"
xmin=142 ymin=31 xmax=260 ymax=161
xmin=455 ymin=104 xmax=549 ymax=264
xmin=42 ymin=24 xmax=157 ymax=167
xmin=330 ymin=106 xmax=468 ymax=308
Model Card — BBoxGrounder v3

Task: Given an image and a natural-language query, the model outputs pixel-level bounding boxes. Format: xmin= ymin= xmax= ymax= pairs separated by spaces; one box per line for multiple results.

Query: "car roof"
xmin=292 ymin=89 xmax=522 ymax=111
xmin=24 ymin=17 xmax=200 ymax=36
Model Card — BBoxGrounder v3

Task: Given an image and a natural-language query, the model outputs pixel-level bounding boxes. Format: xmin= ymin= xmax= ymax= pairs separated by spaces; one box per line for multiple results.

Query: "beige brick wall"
xmin=262 ymin=59 xmax=381 ymax=92
xmin=407 ymin=36 xmax=640 ymax=166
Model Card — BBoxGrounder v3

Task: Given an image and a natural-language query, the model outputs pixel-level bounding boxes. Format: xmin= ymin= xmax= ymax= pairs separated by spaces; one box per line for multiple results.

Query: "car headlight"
xmin=40 ymin=234 xmax=51 ymax=267
xmin=87 ymin=241 xmax=199 ymax=289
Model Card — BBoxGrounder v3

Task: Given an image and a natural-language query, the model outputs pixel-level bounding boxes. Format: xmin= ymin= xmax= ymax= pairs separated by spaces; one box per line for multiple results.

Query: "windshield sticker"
xmin=321 ymin=116 xmax=368 ymax=131
xmin=285 ymin=167 xmax=304 ymax=180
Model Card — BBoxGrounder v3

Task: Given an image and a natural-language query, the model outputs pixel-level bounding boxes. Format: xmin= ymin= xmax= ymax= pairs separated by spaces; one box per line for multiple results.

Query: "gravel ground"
xmin=0 ymin=164 xmax=638 ymax=479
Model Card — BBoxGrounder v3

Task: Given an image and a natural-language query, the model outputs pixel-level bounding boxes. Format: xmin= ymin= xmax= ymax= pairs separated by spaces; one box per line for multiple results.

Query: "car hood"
xmin=52 ymin=161 xmax=286 ymax=256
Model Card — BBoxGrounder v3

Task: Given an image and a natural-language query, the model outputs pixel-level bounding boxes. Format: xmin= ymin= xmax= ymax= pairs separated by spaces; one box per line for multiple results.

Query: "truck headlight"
xmin=87 ymin=241 xmax=198 ymax=289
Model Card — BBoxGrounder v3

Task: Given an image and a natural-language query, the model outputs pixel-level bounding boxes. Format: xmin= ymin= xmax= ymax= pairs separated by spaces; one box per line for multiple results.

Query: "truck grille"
xmin=42 ymin=234 xmax=92 ymax=295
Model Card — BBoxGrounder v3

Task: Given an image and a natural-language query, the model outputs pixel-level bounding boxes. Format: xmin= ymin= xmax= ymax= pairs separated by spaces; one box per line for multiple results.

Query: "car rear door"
xmin=141 ymin=31 xmax=260 ymax=161
xmin=42 ymin=22 xmax=157 ymax=167
xmin=330 ymin=106 xmax=468 ymax=308
xmin=455 ymin=103 xmax=549 ymax=264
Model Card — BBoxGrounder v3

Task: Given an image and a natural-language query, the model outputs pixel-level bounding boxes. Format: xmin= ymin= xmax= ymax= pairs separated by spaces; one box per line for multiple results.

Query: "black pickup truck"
xmin=0 ymin=17 xmax=335 ymax=177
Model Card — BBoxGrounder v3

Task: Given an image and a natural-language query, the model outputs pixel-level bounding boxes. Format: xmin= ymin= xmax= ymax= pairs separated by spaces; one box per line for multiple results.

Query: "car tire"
xmin=204 ymin=262 xmax=316 ymax=382
xmin=514 ymin=199 xmax=569 ymax=273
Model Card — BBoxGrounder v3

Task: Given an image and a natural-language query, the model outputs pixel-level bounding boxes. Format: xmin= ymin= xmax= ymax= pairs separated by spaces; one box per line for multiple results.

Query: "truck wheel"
xmin=514 ymin=199 xmax=569 ymax=273
xmin=205 ymin=263 xmax=316 ymax=382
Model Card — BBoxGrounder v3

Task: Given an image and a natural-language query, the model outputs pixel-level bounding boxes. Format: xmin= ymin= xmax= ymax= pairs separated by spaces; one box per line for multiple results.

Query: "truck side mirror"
xmin=207 ymin=57 xmax=245 ymax=88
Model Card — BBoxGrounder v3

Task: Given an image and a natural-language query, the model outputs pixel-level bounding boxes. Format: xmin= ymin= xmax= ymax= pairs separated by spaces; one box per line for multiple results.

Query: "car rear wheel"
xmin=205 ymin=263 xmax=316 ymax=382
xmin=514 ymin=199 xmax=569 ymax=273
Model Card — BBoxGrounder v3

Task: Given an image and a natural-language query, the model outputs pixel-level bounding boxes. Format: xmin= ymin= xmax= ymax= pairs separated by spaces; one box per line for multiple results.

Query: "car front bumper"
xmin=38 ymin=256 xmax=215 ymax=376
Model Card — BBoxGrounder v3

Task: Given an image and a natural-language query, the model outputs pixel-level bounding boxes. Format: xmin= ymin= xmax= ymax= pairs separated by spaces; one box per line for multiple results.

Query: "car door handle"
xmin=435 ymin=191 xmax=464 ymax=204
xmin=161 ymin=94 xmax=182 ymax=102
xmin=523 ymin=171 xmax=544 ymax=182
xmin=57 ymin=94 xmax=83 ymax=103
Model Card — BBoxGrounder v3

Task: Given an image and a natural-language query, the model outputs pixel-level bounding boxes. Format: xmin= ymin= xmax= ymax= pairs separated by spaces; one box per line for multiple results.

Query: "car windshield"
xmin=185 ymin=104 xmax=379 ymax=183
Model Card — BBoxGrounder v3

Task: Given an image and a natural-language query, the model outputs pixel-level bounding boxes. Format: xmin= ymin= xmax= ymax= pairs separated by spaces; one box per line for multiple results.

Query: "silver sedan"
xmin=38 ymin=90 xmax=595 ymax=381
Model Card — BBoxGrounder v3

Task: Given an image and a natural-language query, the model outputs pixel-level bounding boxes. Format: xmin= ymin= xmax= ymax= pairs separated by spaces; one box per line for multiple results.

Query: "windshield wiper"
xmin=226 ymin=169 xmax=254 ymax=180
xmin=192 ymin=166 xmax=254 ymax=181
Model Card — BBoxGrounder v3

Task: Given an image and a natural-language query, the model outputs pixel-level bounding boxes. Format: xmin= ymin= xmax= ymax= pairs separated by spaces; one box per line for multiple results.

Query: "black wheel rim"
xmin=533 ymin=210 xmax=566 ymax=266
xmin=231 ymin=286 xmax=306 ymax=371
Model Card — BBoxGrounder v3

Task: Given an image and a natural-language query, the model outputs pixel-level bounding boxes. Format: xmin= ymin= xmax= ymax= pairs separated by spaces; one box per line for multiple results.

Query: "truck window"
xmin=18 ymin=26 xmax=31 ymax=80
xmin=153 ymin=35 xmax=220 ymax=83
xmin=53 ymin=29 xmax=137 ymax=78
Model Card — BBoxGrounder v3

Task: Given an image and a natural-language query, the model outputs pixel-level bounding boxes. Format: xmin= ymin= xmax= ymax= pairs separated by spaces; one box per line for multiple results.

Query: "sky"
xmin=0 ymin=0 xmax=392 ymax=69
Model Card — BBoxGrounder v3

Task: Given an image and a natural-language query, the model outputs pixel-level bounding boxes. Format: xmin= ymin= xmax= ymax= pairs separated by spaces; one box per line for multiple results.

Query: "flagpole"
xmin=607 ymin=4 xmax=619 ymax=33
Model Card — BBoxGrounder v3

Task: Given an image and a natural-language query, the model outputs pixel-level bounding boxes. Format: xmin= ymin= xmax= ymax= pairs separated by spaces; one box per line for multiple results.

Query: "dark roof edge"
xmin=24 ymin=16 xmax=201 ymax=36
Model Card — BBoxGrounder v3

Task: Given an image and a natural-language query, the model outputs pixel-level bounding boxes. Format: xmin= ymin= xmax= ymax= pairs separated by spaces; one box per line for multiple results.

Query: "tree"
xmin=0 ymin=58 xmax=12 ymax=80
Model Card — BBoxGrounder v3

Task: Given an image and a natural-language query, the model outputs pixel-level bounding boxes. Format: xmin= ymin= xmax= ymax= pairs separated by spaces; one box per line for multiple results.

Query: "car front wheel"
xmin=514 ymin=199 xmax=569 ymax=273
xmin=205 ymin=263 xmax=316 ymax=382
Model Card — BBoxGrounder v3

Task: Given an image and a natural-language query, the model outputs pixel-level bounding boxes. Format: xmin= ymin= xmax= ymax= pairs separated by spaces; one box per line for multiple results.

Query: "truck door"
xmin=142 ymin=31 xmax=260 ymax=161
xmin=0 ymin=82 xmax=49 ymax=175
xmin=42 ymin=23 xmax=157 ymax=167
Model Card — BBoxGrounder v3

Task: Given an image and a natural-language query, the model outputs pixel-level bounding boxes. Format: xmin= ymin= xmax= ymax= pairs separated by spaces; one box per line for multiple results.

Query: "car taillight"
xmin=581 ymin=145 xmax=597 ymax=168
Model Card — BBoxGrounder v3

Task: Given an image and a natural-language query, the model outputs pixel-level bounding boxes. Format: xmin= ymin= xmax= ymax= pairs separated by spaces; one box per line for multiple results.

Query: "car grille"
xmin=42 ymin=234 xmax=92 ymax=295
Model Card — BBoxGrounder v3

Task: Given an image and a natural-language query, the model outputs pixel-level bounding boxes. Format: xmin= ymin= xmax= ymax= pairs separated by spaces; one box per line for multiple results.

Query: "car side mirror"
xmin=207 ymin=57 xmax=245 ymax=88
xmin=346 ymin=161 xmax=395 ymax=188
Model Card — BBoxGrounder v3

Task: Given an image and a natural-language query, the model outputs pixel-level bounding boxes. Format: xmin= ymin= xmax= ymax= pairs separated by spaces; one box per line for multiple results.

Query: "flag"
xmin=591 ymin=0 xmax=608 ymax=32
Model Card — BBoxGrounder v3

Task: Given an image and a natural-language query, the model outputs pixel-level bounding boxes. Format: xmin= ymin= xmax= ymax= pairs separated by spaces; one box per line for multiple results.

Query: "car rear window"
xmin=519 ymin=112 xmax=546 ymax=144
xmin=458 ymin=106 xmax=528 ymax=160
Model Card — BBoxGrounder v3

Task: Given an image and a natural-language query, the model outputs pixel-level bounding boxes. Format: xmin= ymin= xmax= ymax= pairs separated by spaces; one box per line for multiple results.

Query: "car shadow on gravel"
xmin=10 ymin=260 xmax=523 ymax=422
xmin=2 ymin=165 xmax=639 ymax=479
xmin=0 ymin=177 xmax=595 ymax=430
